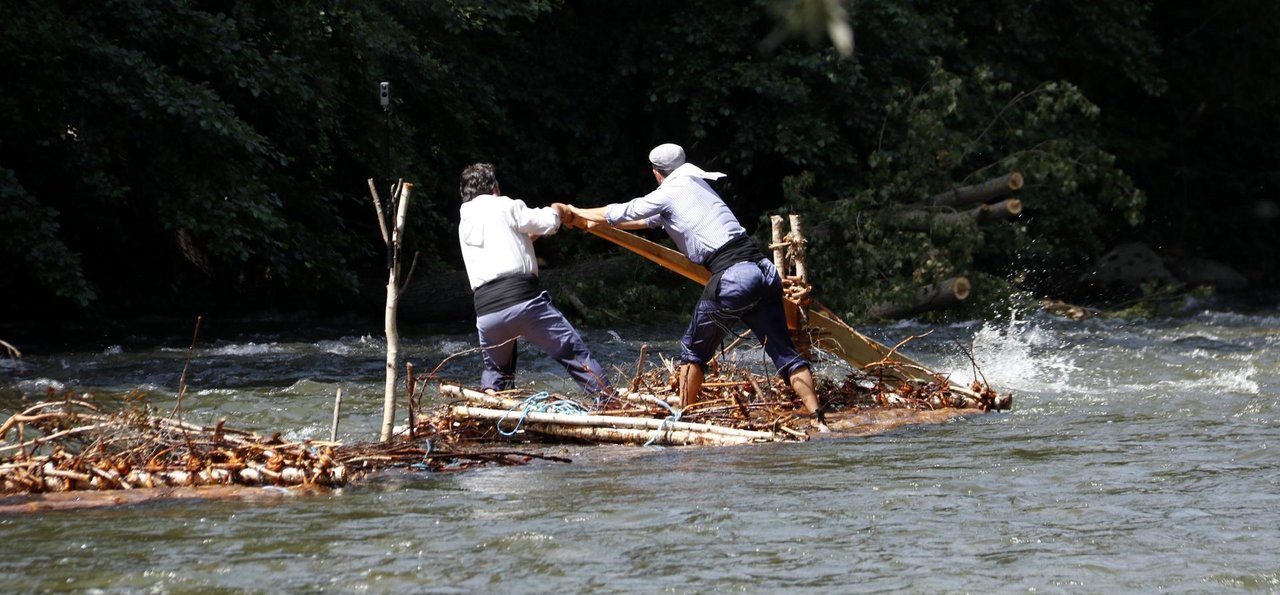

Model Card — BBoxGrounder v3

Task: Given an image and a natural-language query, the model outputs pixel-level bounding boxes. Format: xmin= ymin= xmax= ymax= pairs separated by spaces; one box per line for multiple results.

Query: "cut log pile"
xmin=869 ymin=172 xmax=1024 ymax=318
xmin=0 ymin=390 xmax=561 ymax=499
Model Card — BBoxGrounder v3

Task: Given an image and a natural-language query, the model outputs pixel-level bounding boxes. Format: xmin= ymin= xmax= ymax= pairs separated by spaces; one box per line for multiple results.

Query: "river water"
xmin=1 ymin=302 xmax=1278 ymax=593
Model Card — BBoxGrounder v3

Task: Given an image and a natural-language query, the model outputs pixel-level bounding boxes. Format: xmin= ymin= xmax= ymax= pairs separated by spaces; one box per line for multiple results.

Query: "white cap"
xmin=648 ymin=143 xmax=686 ymax=171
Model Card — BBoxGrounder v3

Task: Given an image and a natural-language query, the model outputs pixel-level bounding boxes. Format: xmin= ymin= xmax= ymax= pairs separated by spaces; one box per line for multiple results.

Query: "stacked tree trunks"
xmin=0 ymin=391 xmax=556 ymax=502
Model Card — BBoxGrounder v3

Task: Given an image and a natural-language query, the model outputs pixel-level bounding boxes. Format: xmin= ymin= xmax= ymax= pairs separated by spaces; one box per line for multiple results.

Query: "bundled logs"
xmin=921 ymin=172 xmax=1024 ymax=209
xmin=1 ymin=391 xmax=560 ymax=497
xmin=434 ymin=352 xmax=1011 ymax=447
xmin=885 ymin=198 xmax=1023 ymax=233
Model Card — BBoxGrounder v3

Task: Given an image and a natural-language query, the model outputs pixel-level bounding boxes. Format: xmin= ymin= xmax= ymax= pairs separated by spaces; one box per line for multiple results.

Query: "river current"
xmin=1 ymin=302 xmax=1277 ymax=593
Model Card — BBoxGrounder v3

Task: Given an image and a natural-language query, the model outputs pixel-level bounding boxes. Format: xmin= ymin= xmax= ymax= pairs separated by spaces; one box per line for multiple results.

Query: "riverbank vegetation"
xmin=3 ymin=1 xmax=1276 ymax=324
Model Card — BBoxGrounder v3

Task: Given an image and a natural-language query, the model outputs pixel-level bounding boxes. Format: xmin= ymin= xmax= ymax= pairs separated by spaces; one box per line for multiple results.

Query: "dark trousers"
xmin=476 ymin=291 xmax=611 ymax=396
xmin=680 ymin=259 xmax=808 ymax=380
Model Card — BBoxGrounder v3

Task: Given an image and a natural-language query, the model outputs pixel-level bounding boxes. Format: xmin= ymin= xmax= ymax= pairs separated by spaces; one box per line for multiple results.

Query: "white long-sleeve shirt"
xmin=458 ymin=194 xmax=560 ymax=290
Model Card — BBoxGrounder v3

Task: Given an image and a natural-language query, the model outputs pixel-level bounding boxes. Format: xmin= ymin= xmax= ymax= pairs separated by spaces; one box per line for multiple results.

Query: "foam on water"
xmin=1154 ymin=363 xmax=1261 ymax=396
xmin=15 ymin=377 xmax=67 ymax=392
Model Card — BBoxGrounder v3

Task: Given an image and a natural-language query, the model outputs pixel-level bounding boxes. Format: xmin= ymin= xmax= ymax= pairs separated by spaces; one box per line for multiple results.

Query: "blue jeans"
xmin=680 ymin=259 xmax=809 ymax=380
xmin=476 ymin=291 xmax=611 ymax=396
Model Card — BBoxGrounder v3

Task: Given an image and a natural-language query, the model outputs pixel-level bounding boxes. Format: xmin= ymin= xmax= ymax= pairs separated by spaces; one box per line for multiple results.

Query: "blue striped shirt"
xmin=604 ymin=167 xmax=744 ymax=265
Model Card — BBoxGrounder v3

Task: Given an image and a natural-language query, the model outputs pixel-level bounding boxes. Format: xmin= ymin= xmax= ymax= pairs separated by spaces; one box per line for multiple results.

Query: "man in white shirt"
xmin=458 ymin=163 xmax=611 ymax=397
xmin=567 ymin=144 xmax=827 ymax=430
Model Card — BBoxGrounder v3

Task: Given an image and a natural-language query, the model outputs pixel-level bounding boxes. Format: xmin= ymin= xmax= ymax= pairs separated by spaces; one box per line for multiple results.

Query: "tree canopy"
xmin=2 ymin=0 xmax=1275 ymax=322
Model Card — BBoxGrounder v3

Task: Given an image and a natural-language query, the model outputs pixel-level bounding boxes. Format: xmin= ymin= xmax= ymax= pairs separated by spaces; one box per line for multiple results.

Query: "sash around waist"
xmin=703 ymin=234 xmax=767 ymax=274
xmin=473 ymin=273 xmax=541 ymax=316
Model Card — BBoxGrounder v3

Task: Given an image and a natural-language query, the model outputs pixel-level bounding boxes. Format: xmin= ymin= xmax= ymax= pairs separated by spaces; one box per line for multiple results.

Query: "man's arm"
xmin=511 ymin=199 xmax=560 ymax=237
xmin=568 ymin=205 xmax=651 ymax=230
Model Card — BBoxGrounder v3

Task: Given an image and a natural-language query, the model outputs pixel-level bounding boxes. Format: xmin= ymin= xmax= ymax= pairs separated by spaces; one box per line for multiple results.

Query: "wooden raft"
xmin=438 ymin=216 xmax=1012 ymax=447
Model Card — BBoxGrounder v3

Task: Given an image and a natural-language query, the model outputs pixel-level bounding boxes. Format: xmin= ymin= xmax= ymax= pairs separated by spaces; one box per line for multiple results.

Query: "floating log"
xmin=869 ymin=277 xmax=971 ymax=320
xmin=921 ymin=172 xmax=1023 ymax=209
xmin=449 ymin=405 xmax=779 ymax=446
xmin=0 ymin=484 xmax=332 ymax=514
xmin=440 ymin=384 xmax=784 ymax=446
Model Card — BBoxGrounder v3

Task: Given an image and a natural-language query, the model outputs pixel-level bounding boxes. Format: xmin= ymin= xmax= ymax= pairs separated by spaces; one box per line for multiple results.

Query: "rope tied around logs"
xmin=496 ymin=392 xmax=590 ymax=437
xmin=644 ymin=398 xmax=682 ymax=447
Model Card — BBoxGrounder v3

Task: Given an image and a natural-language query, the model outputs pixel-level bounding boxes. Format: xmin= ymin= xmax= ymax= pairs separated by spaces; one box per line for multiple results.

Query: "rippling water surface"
xmin=2 ymin=304 xmax=1278 ymax=593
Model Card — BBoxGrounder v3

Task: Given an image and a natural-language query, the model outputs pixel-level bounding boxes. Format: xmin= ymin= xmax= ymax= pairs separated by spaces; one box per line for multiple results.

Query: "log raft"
xmin=441 ymin=385 xmax=782 ymax=446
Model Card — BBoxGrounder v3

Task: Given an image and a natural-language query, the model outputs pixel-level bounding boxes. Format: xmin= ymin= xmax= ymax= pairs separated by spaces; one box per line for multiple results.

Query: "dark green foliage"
xmin=0 ymin=0 xmax=1272 ymax=321
xmin=785 ymin=61 xmax=1144 ymax=320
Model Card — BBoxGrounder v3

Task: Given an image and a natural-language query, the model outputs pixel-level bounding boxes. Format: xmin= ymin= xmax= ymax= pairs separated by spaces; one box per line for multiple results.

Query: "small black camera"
xmin=379 ymin=82 xmax=391 ymax=109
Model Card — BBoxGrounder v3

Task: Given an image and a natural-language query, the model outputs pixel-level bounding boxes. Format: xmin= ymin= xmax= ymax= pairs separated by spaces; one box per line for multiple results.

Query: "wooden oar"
xmin=580 ymin=223 xmax=939 ymax=383
xmin=582 ymin=224 xmax=709 ymax=285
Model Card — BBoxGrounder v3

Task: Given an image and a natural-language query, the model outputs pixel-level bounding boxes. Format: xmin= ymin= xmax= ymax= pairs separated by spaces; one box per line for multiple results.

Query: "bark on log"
xmin=869 ymin=277 xmax=971 ymax=319
xmin=882 ymin=198 xmax=1022 ymax=233
xmin=380 ymin=181 xmax=413 ymax=442
xmin=974 ymin=198 xmax=1022 ymax=224
xmin=788 ymin=214 xmax=807 ymax=283
xmin=770 ymin=215 xmax=786 ymax=273
xmin=448 ymin=405 xmax=781 ymax=445
xmin=494 ymin=422 xmax=757 ymax=446
xmin=922 ymin=172 xmax=1023 ymax=209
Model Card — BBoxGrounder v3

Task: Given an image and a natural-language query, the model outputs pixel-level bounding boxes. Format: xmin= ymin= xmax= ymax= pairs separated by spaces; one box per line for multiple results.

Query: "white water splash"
xmin=940 ymin=310 xmax=1080 ymax=394
xmin=206 ymin=342 xmax=278 ymax=356
xmin=314 ymin=340 xmax=353 ymax=355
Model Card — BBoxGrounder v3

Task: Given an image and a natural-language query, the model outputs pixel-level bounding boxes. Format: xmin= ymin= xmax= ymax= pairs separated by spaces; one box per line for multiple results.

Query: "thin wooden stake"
xmin=630 ymin=344 xmax=649 ymax=393
xmin=330 ymin=388 xmax=342 ymax=442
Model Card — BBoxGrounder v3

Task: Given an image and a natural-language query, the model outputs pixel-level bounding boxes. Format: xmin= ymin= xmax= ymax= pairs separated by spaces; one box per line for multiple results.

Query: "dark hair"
xmin=459 ymin=163 xmax=498 ymax=203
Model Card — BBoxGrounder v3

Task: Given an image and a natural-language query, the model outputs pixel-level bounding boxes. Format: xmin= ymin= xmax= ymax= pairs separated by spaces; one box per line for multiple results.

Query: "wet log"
xmin=824 ymin=407 xmax=979 ymax=435
xmin=869 ymin=277 xmax=971 ymax=320
xmin=441 ymin=386 xmax=777 ymax=441
xmin=882 ymin=198 xmax=1022 ymax=233
xmin=498 ymin=422 xmax=755 ymax=446
xmin=921 ymin=172 xmax=1023 ymax=209
xmin=0 ymin=484 xmax=331 ymax=514
xmin=448 ymin=405 xmax=781 ymax=445
xmin=3 ymin=459 xmax=347 ymax=494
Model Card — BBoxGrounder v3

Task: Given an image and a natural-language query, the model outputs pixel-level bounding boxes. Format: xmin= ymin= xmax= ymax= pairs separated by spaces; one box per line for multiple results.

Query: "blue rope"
xmin=496 ymin=391 xmax=590 ymax=436
xmin=644 ymin=397 xmax=682 ymax=447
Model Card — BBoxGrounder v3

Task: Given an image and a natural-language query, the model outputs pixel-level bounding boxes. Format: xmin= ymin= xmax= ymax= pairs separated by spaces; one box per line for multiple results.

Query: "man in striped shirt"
xmin=569 ymin=144 xmax=827 ymax=430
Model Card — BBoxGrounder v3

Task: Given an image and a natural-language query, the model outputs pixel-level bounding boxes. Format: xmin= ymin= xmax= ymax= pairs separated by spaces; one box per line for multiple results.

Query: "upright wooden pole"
xmin=788 ymin=214 xmax=807 ymax=283
xmin=377 ymin=180 xmax=413 ymax=442
xmin=770 ymin=215 xmax=787 ymax=274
